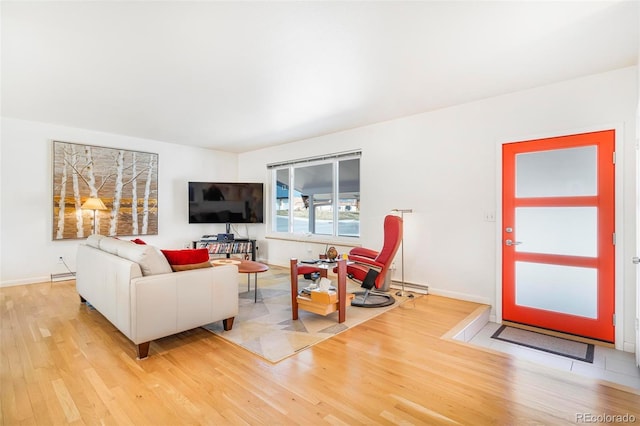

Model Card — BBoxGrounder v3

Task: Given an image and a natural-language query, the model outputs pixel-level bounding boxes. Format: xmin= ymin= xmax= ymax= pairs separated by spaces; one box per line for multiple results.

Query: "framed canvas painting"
xmin=52 ymin=141 xmax=159 ymax=240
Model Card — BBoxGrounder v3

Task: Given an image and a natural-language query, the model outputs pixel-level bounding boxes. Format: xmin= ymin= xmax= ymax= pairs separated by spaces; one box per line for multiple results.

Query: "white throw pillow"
xmin=117 ymin=242 xmax=172 ymax=276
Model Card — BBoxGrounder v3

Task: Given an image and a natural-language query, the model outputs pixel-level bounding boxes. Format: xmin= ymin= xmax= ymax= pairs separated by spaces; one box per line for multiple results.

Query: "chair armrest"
xmin=349 ymin=247 xmax=378 ymax=259
xmin=349 ymin=247 xmax=380 ymax=259
xmin=348 ymin=255 xmax=385 ymax=270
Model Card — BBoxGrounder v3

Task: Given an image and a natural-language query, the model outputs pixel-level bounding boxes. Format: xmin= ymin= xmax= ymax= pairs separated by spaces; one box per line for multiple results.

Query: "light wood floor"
xmin=2 ymin=271 xmax=639 ymax=425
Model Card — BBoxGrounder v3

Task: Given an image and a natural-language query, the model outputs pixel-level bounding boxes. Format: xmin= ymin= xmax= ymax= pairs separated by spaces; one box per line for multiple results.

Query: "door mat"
xmin=491 ymin=325 xmax=594 ymax=363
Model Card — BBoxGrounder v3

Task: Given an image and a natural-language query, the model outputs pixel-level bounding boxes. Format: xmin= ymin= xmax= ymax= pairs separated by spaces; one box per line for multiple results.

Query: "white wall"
xmin=239 ymin=66 xmax=638 ymax=349
xmin=1 ymin=67 xmax=636 ymax=349
xmin=0 ymin=118 xmax=239 ymax=286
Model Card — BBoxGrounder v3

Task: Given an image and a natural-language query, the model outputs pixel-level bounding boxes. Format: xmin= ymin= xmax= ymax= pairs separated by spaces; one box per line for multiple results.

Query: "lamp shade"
xmin=81 ymin=197 xmax=108 ymax=211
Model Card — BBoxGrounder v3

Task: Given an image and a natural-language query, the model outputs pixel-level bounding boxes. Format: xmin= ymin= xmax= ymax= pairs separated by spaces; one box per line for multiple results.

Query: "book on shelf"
xmin=199 ymin=240 xmax=253 ymax=255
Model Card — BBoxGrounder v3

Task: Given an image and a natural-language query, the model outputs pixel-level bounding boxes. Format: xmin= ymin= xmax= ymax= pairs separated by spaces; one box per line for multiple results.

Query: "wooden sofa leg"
xmin=137 ymin=342 xmax=151 ymax=360
xmin=223 ymin=317 xmax=235 ymax=331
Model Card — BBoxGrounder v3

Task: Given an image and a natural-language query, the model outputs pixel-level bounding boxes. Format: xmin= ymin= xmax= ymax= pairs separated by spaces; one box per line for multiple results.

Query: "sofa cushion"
xmin=86 ymin=234 xmax=106 ymax=248
xmin=99 ymin=236 xmax=126 ymax=255
xmin=95 ymin=236 xmax=172 ymax=276
xmin=118 ymin=244 xmax=173 ymax=276
xmin=161 ymin=249 xmax=212 ymax=272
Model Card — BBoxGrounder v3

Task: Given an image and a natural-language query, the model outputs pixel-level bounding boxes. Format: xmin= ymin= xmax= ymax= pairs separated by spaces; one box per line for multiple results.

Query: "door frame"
xmin=636 ymin=122 xmax=640 ymax=366
xmin=495 ymin=124 xmax=625 ymax=349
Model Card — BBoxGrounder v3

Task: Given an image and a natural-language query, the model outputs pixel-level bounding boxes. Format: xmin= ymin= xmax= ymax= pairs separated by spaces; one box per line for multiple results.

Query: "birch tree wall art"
xmin=52 ymin=141 xmax=159 ymax=240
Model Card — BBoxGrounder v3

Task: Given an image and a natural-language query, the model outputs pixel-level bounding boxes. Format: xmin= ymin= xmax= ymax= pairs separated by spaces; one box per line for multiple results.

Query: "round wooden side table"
xmin=212 ymin=258 xmax=269 ymax=302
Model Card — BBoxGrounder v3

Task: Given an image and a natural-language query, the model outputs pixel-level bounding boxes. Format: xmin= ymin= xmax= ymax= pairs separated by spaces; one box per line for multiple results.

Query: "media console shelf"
xmin=194 ymin=238 xmax=257 ymax=261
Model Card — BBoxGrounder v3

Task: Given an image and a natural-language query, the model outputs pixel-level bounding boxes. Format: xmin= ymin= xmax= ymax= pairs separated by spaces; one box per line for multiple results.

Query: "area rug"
xmin=203 ymin=267 xmax=416 ymax=363
xmin=491 ymin=325 xmax=594 ymax=363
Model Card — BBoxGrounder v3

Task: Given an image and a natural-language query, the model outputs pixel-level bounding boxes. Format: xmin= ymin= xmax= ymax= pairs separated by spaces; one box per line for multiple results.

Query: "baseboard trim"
xmin=427 ymin=287 xmax=492 ymax=306
xmin=1 ymin=275 xmax=51 ymax=288
xmin=51 ymin=272 xmax=76 ymax=282
xmin=389 ymin=280 xmax=428 ymax=294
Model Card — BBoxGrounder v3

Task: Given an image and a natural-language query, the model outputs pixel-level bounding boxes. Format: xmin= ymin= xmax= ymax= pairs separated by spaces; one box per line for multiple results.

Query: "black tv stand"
xmin=195 ymin=236 xmax=257 ymax=261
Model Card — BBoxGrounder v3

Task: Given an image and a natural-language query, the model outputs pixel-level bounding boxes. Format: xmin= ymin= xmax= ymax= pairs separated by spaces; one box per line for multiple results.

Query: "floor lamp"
xmin=81 ymin=197 xmax=108 ymax=235
xmin=392 ymin=209 xmax=414 ymax=298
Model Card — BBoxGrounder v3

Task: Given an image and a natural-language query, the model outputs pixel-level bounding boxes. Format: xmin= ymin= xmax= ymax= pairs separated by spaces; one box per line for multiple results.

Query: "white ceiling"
xmin=2 ymin=1 xmax=638 ymax=153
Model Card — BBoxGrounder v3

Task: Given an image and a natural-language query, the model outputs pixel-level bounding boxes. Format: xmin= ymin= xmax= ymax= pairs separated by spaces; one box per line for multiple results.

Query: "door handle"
xmin=505 ymin=239 xmax=522 ymax=246
xmin=633 ymin=256 xmax=640 ymax=264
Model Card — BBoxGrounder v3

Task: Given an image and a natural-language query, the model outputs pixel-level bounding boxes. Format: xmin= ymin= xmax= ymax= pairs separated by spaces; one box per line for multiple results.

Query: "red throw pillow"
xmin=161 ymin=248 xmax=211 ymax=272
xmin=131 ymin=238 xmax=147 ymax=245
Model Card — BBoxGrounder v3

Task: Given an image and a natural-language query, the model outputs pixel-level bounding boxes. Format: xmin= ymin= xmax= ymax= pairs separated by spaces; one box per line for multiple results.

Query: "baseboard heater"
xmin=50 ymin=272 xmax=76 ymax=282
xmin=390 ymin=280 xmax=429 ymax=295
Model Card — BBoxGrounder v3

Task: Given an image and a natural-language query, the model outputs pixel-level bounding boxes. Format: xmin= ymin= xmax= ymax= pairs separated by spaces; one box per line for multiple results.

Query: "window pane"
xmin=516 ymin=146 xmax=597 ymax=197
xmin=275 ymin=169 xmax=289 ymax=232
xmin=293 ymin=163 xmax=333 ymax=234
xmin=338 ymin=159 xmax=360 ymax=237
xmin=313 ymin=192 xmax=333 ymax=236
xmin=292 ymin=189 xmax=308 ymax=234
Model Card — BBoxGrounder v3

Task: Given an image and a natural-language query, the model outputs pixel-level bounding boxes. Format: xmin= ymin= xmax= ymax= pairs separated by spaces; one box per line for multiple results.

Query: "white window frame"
xmin=267 ymin=150 xmax=361 ymax=242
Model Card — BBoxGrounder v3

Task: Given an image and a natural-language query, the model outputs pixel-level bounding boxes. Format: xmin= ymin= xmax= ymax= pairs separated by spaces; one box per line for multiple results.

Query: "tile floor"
xmin=469 ymin=322 xmax=640 ymax=390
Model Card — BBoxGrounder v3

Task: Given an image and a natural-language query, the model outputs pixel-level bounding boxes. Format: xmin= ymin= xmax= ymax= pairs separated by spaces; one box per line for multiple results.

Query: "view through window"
xmin=270 ymin=151 xmax=360 ymax=238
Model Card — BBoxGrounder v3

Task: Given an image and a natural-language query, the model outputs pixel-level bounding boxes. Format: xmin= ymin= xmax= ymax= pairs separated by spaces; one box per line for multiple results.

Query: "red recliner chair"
xmin=341 ymin=214 xmax=403 ymax=307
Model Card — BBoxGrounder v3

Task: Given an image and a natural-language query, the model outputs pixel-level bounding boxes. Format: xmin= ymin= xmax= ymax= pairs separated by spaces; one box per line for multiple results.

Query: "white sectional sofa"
xmin=76 ymin=235 xmax=239 ymax=359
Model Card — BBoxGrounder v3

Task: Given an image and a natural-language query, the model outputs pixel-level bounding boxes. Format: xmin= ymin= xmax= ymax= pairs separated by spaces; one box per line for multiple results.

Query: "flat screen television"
xmin=188 ymin=182 xmax=264 ymax=224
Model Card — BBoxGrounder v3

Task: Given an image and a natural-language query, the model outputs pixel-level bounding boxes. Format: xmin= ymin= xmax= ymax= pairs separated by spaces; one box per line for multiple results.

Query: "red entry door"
xmin=502 ymin=130 xmax=615 ymax=342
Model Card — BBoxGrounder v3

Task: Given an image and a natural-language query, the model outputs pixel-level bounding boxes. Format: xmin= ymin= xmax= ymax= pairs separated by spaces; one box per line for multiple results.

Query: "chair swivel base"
xmin=351 ymin=290 xmax=395 ymax=308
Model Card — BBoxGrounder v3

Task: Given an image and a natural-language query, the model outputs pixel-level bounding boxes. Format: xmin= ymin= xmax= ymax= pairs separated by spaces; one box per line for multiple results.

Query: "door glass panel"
xmin=516 ymin=146 xmax=597 ymax=197
xmin=515 ymin=207 xmax=597 ymax=257
xmin=515 ymin=262 xmax=597 ymax=318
